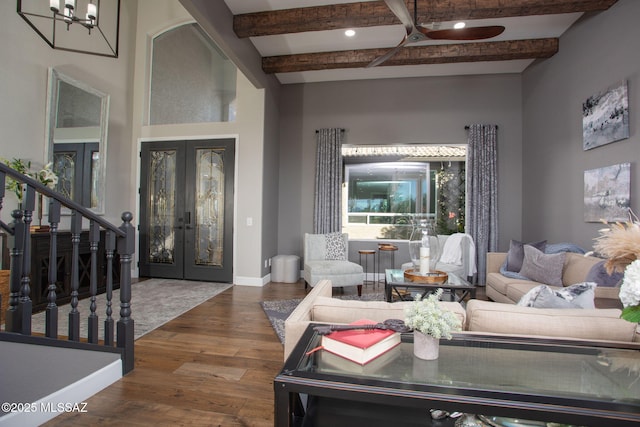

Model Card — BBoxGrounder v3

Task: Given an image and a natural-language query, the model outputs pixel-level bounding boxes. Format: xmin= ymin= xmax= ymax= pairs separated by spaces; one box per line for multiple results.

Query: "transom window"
xmin=342 ymin=145 xmax=466 ymax=240
xmin=149 ymin=23 xmax=237 ymax=125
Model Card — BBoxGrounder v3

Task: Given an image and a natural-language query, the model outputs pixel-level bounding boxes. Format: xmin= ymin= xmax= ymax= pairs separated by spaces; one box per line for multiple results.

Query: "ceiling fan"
xmin=368 ymin=0 xmax=505 ymax=67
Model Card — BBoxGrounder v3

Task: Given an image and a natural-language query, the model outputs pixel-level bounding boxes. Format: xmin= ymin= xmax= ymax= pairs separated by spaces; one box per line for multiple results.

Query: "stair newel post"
xmin=117 ymin=212 xmax=135 ymax=374
xmin=88 ymin=220 xmax=100 ymax=344
xmin=6 ymin=209 xmax=25 ymax=333
xmin=45 ymin=199 xmax=61 ymax=338
xmin=19 ymin=185 xmax=35 ymax=335
xmin=104 ymin=230 xmax=115 ymax=346
xmin=68 ymin=210 xmax=82 ymax=341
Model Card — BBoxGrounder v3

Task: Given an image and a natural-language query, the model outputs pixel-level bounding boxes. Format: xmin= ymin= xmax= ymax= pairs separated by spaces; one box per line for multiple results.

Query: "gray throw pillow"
xmin=533 ymin=286 xmax=578 ymax=308
xmin=506 ymin=239 xmax=547 ymax=272
xmin=324 ymin=232 xmax=346 ymax=260
xmin=519 ymin=245 xmax=565 ymax=286
xmin=531 ymin=282 xmax=597 ymax=309
xmin=516 ymin=284 xmax=545 ymax=307
xmin=585 ymin=260 xmax=623 ymax=287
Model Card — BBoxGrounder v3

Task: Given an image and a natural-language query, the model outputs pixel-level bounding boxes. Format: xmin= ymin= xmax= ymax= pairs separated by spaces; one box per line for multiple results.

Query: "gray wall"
xmin=278 ymin=74 xmax=524 ymax=260
xmin=0 ymin=1 xmax=137 ymax=227
xmin=522 ymin=0 xmax=640 ymax=251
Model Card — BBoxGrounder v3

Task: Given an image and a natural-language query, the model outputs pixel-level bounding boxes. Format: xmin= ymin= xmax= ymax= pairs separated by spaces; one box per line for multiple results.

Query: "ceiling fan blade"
xmin=384 ymin=0 xmax=417 ymax=35
xmin=421 ymin=25 xmax=505 ymax=41
xmin=366 ymin=36 xmax=408 ymax=68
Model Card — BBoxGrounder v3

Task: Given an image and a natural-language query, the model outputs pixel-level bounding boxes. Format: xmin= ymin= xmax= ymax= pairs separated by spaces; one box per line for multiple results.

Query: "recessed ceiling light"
xmin=345 ymin=29 xmax=356 ymax=37
xmin=454 ymin=22 xmax=466 ymax=29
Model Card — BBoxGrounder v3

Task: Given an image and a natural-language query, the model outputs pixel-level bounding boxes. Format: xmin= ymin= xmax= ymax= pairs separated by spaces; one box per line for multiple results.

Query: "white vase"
xmin=413 ymin=330 xmax=440 ymax=360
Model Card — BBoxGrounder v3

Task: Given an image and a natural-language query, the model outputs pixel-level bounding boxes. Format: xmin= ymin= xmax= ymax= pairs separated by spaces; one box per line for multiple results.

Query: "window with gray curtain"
xmin=467 ymin=124 xmax=499 ymax=284
xmin=313 ymin=129 xmax=343 ymax=233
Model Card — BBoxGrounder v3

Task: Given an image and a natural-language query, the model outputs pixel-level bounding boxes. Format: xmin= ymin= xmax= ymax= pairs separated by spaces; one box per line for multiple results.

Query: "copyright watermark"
xmin=2 ymin=402 xmax=88 ymax=414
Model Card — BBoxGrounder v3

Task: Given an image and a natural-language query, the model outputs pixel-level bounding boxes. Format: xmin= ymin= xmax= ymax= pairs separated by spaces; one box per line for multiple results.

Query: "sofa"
xmin=284 ymin=279 xmax=638 ymax=360
xmin=486 ymin=251 xmax=622 ymax=307
xmin=284 ymin=279 xmax=466 ymax=360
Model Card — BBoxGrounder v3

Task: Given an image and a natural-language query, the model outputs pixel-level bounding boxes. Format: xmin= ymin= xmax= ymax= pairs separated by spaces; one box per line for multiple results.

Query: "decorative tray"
xmin=403 ymin=269 xmax=448 ymax=284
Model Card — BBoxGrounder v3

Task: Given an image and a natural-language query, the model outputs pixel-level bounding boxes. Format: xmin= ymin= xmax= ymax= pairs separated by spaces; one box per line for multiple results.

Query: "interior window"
xmin=342 ymin=145 xmax=466 ymax=240
xmin=149 ymin=23 xmax=237 ymax=125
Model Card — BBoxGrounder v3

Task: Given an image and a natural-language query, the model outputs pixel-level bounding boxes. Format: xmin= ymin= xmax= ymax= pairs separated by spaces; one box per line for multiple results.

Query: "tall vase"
xmin=413 ymin=330 xmax=440 ymax=360
xmin=408 ymin=218 xmax=439 ymax=272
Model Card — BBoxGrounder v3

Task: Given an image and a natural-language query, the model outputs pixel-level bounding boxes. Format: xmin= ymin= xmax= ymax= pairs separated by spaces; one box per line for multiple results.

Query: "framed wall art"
xmin=584 ymin=163 xmax=631 ymax=222
xmin=582 ymin=80 xmax=629 ymax=150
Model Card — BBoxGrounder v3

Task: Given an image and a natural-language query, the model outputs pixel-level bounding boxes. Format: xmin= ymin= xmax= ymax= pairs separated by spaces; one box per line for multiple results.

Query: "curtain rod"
xmin=465 ymin=125 xmax=499 ymax=130
xmin=315 ymin=129 xmax=345 ymax=133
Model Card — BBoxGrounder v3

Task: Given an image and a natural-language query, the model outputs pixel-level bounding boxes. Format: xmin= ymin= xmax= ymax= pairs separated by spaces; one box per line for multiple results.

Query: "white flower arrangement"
xmin=1 ymin=158 xmax=58 ymax=201
xmin=592 ymin=209 xmax=640 ymax=323
xmin=404 ymin=288 xmax=462 ymax=339
xmin=619 ymin=259 xmax=640 ymax=323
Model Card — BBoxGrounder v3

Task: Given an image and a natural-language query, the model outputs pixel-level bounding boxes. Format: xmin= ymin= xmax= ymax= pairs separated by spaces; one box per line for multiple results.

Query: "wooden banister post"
xmin=104 ymin=230 xmax=115 ymax=346
xmin=19 ymin=185 xmax=35 ymax=335
xmin=68 ymin=210 xmax=82 ymax=341
xmin=117 ymin=212 xmax=135 ymax=374
xmin=6 ymin=210 xmax=25 ymax=333
xmin=88 ymin=220 xmax=100 ymax=344
xmin=45 ymin=199 xmax=61 ymax=338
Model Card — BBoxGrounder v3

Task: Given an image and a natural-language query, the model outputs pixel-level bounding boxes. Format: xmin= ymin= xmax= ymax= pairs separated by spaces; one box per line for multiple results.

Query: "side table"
xmin=377 ymin=244 xmax=398 ymax=283
xmin=358 ymin=249 xmax=376 ymax=287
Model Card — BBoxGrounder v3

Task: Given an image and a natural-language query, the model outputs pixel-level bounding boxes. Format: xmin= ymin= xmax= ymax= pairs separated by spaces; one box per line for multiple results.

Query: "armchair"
xmin=303 ymin=232 xmax=364 ymax=295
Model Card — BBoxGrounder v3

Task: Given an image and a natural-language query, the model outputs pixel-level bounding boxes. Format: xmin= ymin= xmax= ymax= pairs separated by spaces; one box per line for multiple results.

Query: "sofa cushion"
xmin=311 ymin=296 xmax=467 ymax=326
xmin=466 ymin=300 xmax=637 ymax=342
xmin=506 ymin=239 xmax=547 ymax=272
xmin=562 ymin=252 xmax=601 ymax=286
xmin=519 ymin=245 xmax=565 ymax=286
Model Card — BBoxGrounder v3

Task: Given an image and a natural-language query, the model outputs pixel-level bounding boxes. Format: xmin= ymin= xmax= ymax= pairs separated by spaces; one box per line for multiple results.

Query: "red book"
xmin=320 ymin=319 xmax=401 ymax=365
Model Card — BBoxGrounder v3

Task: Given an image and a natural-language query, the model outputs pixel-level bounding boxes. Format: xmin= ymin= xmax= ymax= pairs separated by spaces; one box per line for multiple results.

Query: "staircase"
xmin=0 ymin=163 xmax=135 ymax=425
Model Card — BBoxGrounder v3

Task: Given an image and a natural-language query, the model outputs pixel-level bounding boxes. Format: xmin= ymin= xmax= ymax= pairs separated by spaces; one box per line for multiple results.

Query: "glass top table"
xmin=274 ymin=325 xmax=640 ymax=427
xmin=385 ymin=268 xmax=476 ymax=302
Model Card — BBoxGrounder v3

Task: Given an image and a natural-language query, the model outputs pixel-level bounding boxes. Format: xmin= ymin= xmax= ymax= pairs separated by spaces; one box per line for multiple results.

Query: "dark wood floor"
xmin=45 ymin=280 xmax=485 ymax=426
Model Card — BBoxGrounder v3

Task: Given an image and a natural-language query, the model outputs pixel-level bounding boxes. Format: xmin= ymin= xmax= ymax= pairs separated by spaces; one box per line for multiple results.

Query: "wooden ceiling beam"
xmin=234 ymin=0 xmax=618 ymax=38
xmin=262 ymin=38 xmax=559 ymax=73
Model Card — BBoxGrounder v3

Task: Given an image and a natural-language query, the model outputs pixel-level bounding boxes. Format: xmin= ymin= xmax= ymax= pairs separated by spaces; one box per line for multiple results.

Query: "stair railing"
xmin=0 ymin=163 xmax=134 ymax=374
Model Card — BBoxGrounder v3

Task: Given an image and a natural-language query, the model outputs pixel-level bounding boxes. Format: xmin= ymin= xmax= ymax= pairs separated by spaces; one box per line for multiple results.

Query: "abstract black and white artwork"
xmin=582 ymin=81 xmax=629 ymax=150
xmin=584 ymin=163 xmax=631 ymax=222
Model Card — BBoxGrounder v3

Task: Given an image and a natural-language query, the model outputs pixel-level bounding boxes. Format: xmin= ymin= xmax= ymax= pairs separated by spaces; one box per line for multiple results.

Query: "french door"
xmin=139 ymin=139 xmax=235 ymax=282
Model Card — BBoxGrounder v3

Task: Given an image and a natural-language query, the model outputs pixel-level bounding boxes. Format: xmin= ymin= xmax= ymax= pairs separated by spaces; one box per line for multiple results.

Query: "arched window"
xmin=149 ymin=23 xmax=237 ymax=125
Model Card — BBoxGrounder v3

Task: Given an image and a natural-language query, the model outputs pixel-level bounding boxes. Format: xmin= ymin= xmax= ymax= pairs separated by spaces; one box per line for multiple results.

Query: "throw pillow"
xmin=585 ymin=260 xmax=624 ymax=287
xmin=517 ymin=283 xmax=597 ymax=309
xmin=533 ymin=282 xmax=597 ymax=309
xmin=519 ymin=245 xmax=565 ymax=286
xmin=516 ymin=285 xmax=545 ymax=307
xmin=533 ymin=286 xmax=579 ymax=309
xmin=324 ymin=232 xmax=346 ymax=260
xmin=556 ymin=282 xmax=597 ymax=309
xmin=506 ymin=239 xmax=547 ymax=272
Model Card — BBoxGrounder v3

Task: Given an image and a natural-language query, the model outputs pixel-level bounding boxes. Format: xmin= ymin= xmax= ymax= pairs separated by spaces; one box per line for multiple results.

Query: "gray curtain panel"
xmin=467 ymin=124 xmax=499 ymax=284
xmin=314 ymin=128 xmax=343 ymax=233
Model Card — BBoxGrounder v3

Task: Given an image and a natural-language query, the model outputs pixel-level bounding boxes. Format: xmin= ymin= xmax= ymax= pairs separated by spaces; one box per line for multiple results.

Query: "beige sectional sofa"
xmin=284 ymin=279 xmax=638 ymax=360
xmin=284 ymin=279 xmax=466 ymax=360
xmin=486 ymin=252 xmax=621 ymax=306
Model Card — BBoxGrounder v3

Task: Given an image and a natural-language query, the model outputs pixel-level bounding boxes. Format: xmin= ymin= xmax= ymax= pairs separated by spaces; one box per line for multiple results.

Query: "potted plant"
xmin=404 ymin=288 xmax=462 ymax=360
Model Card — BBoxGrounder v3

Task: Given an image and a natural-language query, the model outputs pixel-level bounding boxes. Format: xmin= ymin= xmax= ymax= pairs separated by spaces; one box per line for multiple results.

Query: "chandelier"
xmin=17 ymin=0 xmax=120 ymax=58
